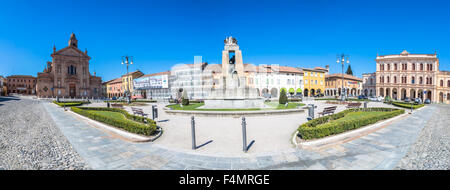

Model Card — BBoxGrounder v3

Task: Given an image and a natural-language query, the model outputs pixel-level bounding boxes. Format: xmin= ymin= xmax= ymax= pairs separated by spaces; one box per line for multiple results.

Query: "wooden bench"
xmin=131 ymin=107 xmax=148 ymax=117
xmin=318 ymin=106 xmax=337 ymax=117
xmin=111 ymin=103 xmax=123 ymax=109
xmin=346 ymin=102 xmax=361 ymax=109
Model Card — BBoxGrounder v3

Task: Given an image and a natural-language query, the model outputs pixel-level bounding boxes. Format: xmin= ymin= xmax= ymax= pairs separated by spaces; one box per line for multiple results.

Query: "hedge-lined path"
xmin=41 ymin=99 xmax=443 ymax=169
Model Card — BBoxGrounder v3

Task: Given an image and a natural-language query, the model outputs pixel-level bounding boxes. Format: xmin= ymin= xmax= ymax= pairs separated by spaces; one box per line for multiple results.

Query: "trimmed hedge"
xmin=71 ymin=107 xmax=157 ymax=136
xmin=279 ymin=89 xmax=288 ymax=104
xmin=105 ymin=100 xmax=157 ymax=103
xmin=391 ymin=102 xmax=424 ymax=109
xmin=297 ymin=108 xmax=405 ymax=140
xmin=53 ymin=100 xmax=89 ymax=107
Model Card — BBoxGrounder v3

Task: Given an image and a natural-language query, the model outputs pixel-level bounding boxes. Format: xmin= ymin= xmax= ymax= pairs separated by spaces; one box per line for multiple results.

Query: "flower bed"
xmin=71 ymin=107 xmax=157 ymax=136
xmin=391 ymin=102 xmax=424 ymax=109
xmin=297 ymin=108 xmax=405 ymax=140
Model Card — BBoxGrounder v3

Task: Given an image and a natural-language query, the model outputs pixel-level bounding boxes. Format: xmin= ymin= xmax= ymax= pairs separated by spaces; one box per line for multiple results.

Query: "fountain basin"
xmin=203 ymin=98 xmax=265 ymax=109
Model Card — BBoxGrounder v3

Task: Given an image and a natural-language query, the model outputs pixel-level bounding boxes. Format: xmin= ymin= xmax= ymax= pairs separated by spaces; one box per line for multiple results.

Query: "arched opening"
xmin=410 ymin=89 xmax=416 ymax=99
xmin=439 ymin=92 xmax=443 ymax=103
xmin=392 ymin=88 xmax=398 ymax=100
xmin=351 ymin=88 xmax=356 ymax=96
xmin=316 ymin=89 xmax=321 ymax=96
xmin=288 ymin=88 xmax=295 ymax=96
xmin=401 ymin=88 xmax=407 ymax=100
xmin=262 ymin=88 xmax=269 ymax=97
xmin=271 ymin=88 xmax=279 ymax=98
xmin=310 ymin=89 xmax=316 ymax=97
xmin=418 ymin=90 xmax=424 ymax=101
xmin=304 ymin=89 xmax=309 ymax=97
xmin=427 ymin=91 xmax=432 ymax=101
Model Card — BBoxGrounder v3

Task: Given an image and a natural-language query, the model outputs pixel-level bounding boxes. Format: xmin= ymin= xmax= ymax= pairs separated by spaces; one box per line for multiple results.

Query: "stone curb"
xmin=164 ymin=107 xmax=306 ymax=117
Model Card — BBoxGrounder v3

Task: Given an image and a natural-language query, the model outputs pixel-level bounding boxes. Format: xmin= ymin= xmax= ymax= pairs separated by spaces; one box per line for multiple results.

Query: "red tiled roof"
xmin=326 ymin=73 xmax=362 ymax=81
xmin=140 ymin=71 xmax=171 ymax=78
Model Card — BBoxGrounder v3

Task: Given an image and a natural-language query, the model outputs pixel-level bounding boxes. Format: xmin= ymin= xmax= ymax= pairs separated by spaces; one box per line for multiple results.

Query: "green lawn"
xmin=166 ymin=102 xmax=304 ymax=111
xmin=264 ymin=102 xmax=305 ymax=109
xmin=87 ymin=110 xmax=126 ymax=119
xmin=166 ymin=103 xmax=206 ymax=110
xmin=323 ymin=111 xmax=387 ymax=126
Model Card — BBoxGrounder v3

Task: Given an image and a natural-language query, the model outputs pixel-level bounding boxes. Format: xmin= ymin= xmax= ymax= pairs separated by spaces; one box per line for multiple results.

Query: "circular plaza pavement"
xmin=1 ymin=96 xmax=448 ymax=170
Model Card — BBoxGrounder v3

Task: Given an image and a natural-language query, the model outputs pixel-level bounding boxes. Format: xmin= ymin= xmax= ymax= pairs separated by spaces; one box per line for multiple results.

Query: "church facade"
xmin=36 ymin=33 xmax=102 ymax=98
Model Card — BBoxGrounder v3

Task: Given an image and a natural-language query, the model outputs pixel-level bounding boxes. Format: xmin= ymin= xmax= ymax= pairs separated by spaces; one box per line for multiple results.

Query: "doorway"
xmin=69 ymin=84 xmax=76 ymax=98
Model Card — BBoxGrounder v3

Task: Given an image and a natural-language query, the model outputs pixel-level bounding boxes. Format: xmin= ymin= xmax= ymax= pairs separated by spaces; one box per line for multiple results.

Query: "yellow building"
xmin=121 ymin=70 xmax=144 ymax=95
xmin=302 ymin=67 xmax=328 ymax=97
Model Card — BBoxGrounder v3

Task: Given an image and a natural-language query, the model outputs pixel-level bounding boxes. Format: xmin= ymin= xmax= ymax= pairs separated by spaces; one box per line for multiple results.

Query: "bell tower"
xmin=68 ymin=33 xmax=78 ymax=48
xmin=222 ymin=36 xmax=244 ymax=79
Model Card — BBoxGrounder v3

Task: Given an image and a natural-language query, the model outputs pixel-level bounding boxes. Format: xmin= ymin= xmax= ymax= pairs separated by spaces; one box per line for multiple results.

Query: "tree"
xmin=181 ymin=90 xmax=189 ymax=106
xmin=346 ymin=65 xmax=353 ymax=75
xmin=279 ymin=89 xmax=288 ymax=104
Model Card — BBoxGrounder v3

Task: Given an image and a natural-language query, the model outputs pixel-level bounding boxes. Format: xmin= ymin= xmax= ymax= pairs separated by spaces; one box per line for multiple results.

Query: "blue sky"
xmin=1 ymin=0 xmax=450 ymax=81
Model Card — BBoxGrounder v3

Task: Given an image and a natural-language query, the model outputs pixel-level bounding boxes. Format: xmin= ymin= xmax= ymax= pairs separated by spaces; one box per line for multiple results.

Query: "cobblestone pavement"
xmin=0 ymin=96 xmax=89 ymax=170
xmin=395 ymin=104 xmax=450 ymax=170
xmin=37 ymin=98 xmax=446 ymax=170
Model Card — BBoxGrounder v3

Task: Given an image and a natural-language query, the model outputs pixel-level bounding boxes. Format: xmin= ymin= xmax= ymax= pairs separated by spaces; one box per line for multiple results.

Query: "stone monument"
xmin=203 ymin=36 xmax=264 ymax=109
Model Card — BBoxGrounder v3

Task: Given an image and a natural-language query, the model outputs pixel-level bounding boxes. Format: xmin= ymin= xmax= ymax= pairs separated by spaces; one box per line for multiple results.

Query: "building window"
xmin=412 ymin=77 xmax=415 ymax=84
xmin=387 ymin=64 xmax=390 ymax=70
xmin=448 ymin=80 xmax=450 ymax=87
xmin=420 ymin=63 xmax=423 ymax=70
xmin=412 ymin=63 xmax=415 ymax=70
xmin=419 ymin=77 xmax=423 ymax=84
xmin=394 ymin=76 xmax=397 ymax=83
xmin=68 ymin=65 xmax=76 ymax=75
xmin=440 ymin=80 xmax=443 ymax=87
xmin=394 ymin=63 xmax=397 ymax=70
xmin=387 ymin=76 xmax=390 ymax=83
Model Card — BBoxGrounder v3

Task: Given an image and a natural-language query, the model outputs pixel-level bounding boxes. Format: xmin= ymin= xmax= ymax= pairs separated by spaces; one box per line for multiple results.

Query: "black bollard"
xmin=191 ymin=116 xmax=196 ymax=150
xmin=242 ymin=117 xmax=247 ymax=152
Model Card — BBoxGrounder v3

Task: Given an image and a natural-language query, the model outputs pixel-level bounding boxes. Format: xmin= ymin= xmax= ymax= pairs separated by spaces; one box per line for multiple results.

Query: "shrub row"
xmin=53 ymin=100 xmax=89 ymax=107
xmin=288 ymin=98 xmax=302 ymax=102
xmin=298 ymin=108 xmax=404 ymax=140
xmin=105 ymin=100 xmax=157 ymax=103
xmin=71 ymin=107 xmax=157 ymax=136
xmin=391 ymin=102 xmax=424 ymax=109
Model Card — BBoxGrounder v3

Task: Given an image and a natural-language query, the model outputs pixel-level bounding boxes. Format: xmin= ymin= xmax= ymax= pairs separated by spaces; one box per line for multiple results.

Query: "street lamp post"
xmin=337 ymin=54 xmax=350 ymax=102
xmin=122 ymin=56 xmax=133 ymax=103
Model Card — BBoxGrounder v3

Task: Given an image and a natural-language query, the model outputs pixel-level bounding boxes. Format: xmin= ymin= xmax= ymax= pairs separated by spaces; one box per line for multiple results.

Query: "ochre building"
xmin=36 ymin=33 xmax=102 ymax=98
xmin=325 ymin=73 xmax=362 ymax=97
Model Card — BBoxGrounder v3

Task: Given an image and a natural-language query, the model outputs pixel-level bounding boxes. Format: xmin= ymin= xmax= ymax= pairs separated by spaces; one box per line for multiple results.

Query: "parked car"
xmin=414 ymin=98 xmax=423 ymax=104
xmin=358 ymin=95 xmax=367 ymax=99
xmin=293 ymin=93 xmax=303 ymax=98
xmin=404 ymin=97 xmax=410 ymax=102
xmin=111 ymin=96 xmax=117 ymax=100
xmin=424 ymin=99 xmax=431 ymax=104
xmin=262 ymin=93 xmax=271 ymax=99
xmin=314 ymin=94 xmax=324 ymax=98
